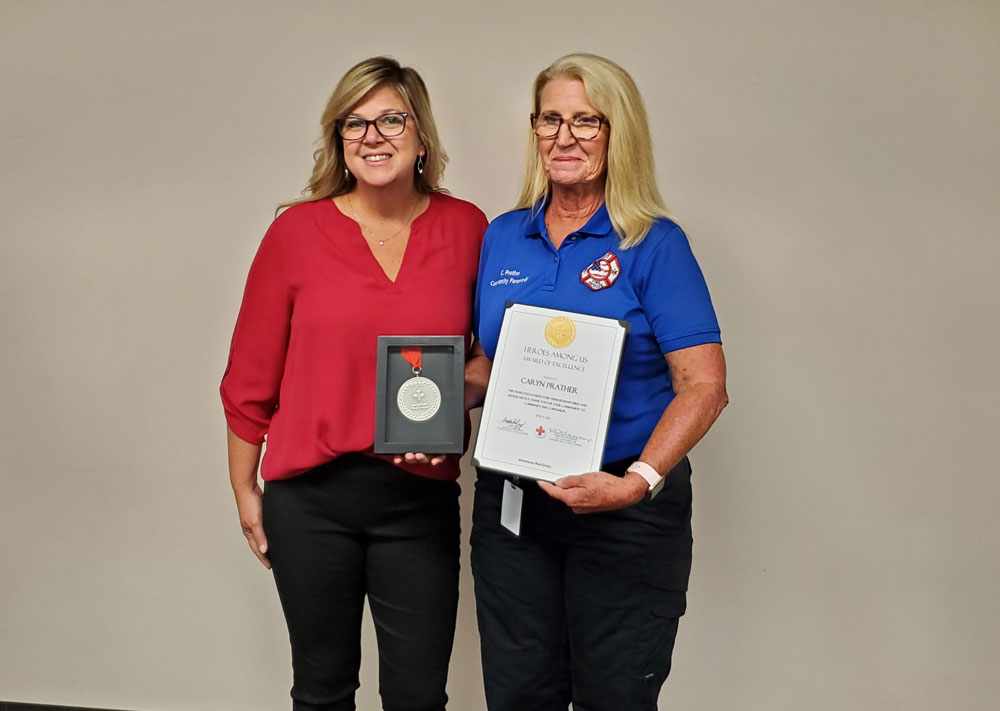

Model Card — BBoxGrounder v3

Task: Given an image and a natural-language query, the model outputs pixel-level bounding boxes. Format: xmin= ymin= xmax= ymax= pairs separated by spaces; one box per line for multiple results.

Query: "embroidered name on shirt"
xmin=490 ymin=268 xmax=530 ymax=287
xmin=580 ymin=252 xmax=621 ymax=291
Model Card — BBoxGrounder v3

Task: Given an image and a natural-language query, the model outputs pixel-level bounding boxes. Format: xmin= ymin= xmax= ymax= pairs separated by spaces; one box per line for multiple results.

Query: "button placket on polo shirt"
xmin=543 ymin=232 xmax=584 ymax=292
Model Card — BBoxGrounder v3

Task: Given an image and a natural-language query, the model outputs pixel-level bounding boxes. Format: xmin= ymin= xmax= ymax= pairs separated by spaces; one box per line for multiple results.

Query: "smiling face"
xmin=536 ymin=77 xmax=609 ymax=193
xmin=341 ymin=84 xmax=425 ymax=191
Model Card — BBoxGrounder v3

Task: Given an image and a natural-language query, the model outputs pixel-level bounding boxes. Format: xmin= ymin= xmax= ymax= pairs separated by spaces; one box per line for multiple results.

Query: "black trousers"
xmin=470 ymin=457 xmax=693 ymax=711
xmin=262 ymin=453 xmax=461 ymax=711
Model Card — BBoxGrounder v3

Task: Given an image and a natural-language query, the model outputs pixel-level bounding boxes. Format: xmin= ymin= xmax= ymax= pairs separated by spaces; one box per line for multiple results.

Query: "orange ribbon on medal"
xmin=401 ymin=346 xmax=422 ymax=374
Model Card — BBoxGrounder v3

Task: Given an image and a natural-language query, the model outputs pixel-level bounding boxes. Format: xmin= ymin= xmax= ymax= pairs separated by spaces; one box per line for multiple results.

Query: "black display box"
xmin=374 ymin=335 xmax=465 ymax=454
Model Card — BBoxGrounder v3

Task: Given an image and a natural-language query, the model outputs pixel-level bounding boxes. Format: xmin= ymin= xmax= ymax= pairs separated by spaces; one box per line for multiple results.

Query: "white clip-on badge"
xmin=500 ymin=478 xmax=523 ymax=536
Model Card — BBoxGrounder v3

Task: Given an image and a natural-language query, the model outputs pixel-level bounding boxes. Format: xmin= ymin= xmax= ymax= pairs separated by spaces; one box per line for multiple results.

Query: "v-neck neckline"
xmin=328 ymin=193 xmax=436 ymax=285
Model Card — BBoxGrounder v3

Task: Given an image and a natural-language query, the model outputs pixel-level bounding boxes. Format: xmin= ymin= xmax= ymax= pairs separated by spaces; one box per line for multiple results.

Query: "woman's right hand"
xmin=227 ymin=426 xmax=270 ymax=569
xmin=234 ymin=485 xmax=270 ymax=569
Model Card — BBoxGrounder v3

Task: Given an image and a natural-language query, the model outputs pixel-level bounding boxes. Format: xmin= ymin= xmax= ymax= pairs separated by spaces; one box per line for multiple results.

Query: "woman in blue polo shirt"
xmin=465 ymin=53 xmax=729 ymax=711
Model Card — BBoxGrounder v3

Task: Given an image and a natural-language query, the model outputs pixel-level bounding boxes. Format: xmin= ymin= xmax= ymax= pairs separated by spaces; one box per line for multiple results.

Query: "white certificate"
xmin=472 ymin=303 xmax=629 ymax=482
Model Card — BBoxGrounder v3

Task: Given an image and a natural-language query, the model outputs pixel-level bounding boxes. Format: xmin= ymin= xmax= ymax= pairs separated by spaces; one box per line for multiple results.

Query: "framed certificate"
xmin=374 ymin=335 xmax=465 ymax=454
xmin=472 ymin=304 xmax=629 ymax=482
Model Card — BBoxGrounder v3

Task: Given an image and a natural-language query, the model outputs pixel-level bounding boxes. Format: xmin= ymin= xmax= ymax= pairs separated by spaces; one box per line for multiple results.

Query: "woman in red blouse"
xmin=221 ymin=57 xmax=486 ymax=711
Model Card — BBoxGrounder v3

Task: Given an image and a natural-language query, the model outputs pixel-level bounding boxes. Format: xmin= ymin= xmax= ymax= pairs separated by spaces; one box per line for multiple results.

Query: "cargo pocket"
xmin=628 ymin=564 xmax=687 ymax=693
xmin=641 ymin=564 xmax=688 ymax=618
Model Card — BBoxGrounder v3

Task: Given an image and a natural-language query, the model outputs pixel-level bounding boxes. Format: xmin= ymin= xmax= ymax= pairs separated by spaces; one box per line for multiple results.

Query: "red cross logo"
xmin=535 ymin=426 xmax=546 ymax=437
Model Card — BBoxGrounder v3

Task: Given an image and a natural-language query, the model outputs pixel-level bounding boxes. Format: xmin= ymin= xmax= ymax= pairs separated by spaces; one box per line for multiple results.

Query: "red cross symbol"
xmin=536 ymin=426 xmax=546 ymax=436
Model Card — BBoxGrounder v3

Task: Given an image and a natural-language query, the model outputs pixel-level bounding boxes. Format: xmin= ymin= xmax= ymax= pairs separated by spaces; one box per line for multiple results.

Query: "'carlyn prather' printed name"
xmin=520 ymin=377 xmax=579 ymax=394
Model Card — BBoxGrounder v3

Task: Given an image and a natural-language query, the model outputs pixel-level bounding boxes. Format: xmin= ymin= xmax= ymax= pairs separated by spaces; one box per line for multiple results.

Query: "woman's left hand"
xmin=393 ymin=452 xmax=447 ymax=466
xmin=541 ymin=344 xmax=728 ymax=515
xmin=537 ymin=471 xmax=648 ymax=514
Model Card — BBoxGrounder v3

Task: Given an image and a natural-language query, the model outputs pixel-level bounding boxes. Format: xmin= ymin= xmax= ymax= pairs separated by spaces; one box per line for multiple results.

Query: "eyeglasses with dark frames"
xmin=337 ymin=112 xmax=410 ymax=140
xmin=530 ymin=113 xmax=606 ymax=140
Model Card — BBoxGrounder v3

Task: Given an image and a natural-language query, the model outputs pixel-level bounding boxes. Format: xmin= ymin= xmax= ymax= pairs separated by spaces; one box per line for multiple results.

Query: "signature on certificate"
xmin=498 ymin=417 xmax=527 ymax=433
xmin=551 ymin=428 xmax=592 ymax=447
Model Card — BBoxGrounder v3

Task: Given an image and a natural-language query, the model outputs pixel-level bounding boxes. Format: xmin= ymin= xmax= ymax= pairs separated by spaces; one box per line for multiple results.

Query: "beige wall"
xmin=2 ymin=1 xmax=998 ymax=709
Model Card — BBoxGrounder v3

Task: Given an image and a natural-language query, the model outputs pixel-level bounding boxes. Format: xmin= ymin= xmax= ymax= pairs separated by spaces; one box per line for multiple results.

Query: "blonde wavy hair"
xmin=279 ymin=56 xmax=448 ymax=212
xmin=515 ymin=53 xmax=673 ymax=249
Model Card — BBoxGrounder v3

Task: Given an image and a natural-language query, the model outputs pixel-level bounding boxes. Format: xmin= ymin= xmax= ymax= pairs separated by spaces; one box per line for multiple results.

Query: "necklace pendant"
xmin=379 ymin=240 xmax=385 ymax=246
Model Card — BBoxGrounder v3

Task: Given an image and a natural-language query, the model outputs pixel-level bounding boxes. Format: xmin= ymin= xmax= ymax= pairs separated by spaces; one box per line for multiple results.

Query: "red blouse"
xmin=221 ymin=193 xmax=488 ymax=482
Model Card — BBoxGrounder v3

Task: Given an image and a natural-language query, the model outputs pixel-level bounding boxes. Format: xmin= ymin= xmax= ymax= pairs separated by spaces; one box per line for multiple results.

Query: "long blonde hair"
xmin=279 ymin=56 xmax=448 ymax=213
xmin=515 ymin=53 xmax=672 ymax=249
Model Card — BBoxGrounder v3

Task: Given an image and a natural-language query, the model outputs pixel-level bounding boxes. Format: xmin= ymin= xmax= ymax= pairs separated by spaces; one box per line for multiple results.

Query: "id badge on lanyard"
xmin=500 ymin=479 xmax=523 ymax=536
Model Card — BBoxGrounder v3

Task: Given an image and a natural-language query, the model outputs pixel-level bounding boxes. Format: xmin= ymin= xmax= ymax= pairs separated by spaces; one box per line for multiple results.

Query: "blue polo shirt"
xmin=473 ymin=202 xmax=721 ymax=464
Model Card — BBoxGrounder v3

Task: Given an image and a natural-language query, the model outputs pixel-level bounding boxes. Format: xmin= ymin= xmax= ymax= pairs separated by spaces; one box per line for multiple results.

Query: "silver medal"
xmin=397 ymin=375 xmax=441 ymax=422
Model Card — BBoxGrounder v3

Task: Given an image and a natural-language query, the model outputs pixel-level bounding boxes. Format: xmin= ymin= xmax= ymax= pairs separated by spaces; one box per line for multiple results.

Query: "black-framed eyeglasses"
xmin=530 ymin=112 xmax=606 ymax=140
xmin=337 ymin=112 xmax=410 ymax=140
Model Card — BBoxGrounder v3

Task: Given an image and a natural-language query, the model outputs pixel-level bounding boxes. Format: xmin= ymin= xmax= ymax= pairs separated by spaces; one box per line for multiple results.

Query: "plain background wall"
xmin=2 ymin=1 xmax=998 ymax=709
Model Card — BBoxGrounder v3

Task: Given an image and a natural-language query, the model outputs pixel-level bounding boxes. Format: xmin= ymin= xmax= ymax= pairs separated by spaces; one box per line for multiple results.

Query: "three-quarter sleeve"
xmin=638 ymin=223 xmax=721 ymax=354
xmin=220 ymin=223 xmax=293 ymax=444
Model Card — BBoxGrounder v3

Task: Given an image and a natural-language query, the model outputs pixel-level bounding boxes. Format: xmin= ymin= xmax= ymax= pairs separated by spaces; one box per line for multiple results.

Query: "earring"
xmin=344 ymin=167 xmax=350 ymax=181
xmin=416 ymin=155 xmax=425 ymax=175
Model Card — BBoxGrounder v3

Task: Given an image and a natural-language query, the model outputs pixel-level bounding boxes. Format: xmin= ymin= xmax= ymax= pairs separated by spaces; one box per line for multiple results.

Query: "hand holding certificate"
xmin=472 ymin=304 xmax=629 ymax=482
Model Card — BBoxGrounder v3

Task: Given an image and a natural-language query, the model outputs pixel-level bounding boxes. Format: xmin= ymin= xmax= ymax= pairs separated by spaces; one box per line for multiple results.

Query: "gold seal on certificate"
xmin=472 ymin=304 xmax=630 ymax=482
xmin=544 ymin=316 xmax=576 ymax=349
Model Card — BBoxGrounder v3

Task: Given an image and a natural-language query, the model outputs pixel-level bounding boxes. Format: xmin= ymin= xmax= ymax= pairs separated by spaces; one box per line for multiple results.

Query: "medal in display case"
xmin=374 ymin=335 xmax=465 ymax=454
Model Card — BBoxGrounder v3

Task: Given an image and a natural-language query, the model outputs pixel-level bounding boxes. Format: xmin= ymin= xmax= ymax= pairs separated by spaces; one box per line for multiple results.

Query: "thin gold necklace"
xmin=347 ymin=194 xmax=419 ymax=247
